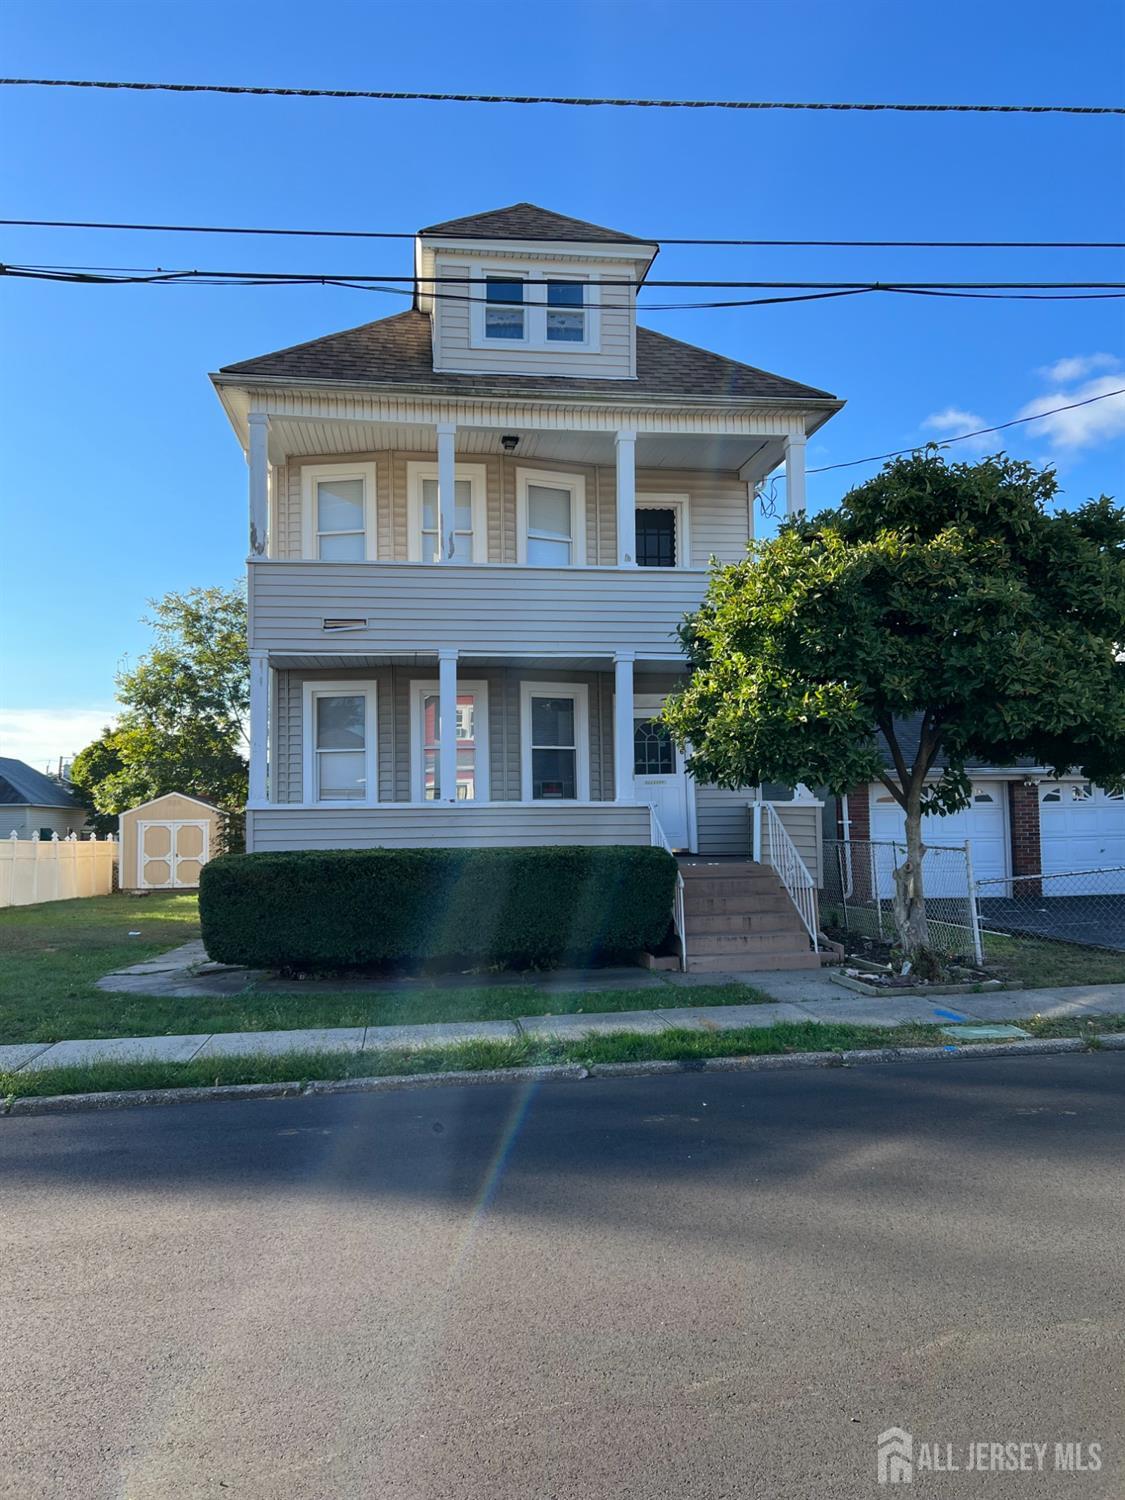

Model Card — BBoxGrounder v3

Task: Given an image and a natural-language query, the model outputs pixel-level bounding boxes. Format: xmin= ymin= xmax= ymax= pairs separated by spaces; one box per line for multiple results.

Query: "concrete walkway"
xmin=5 ymin=984 xmax=1125 ymax=1076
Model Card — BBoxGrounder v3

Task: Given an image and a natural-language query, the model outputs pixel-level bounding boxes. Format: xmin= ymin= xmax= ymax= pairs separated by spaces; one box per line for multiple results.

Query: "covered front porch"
xmin=246 ymin=650 xmax=696 ymax=853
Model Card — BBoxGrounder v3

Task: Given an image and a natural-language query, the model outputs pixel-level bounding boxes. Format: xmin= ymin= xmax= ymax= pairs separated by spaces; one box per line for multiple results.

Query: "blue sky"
xmin=2 ymin=0 xmax=1123 ymax=768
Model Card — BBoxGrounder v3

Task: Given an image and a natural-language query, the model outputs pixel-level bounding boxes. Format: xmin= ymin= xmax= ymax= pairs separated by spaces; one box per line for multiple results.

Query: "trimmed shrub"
xmin=199 ymin=844 xmax=678 ymax=970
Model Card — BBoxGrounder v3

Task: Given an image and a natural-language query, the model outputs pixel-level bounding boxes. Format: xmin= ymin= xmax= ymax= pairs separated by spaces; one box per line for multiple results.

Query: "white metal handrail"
xmin=649 ymin=806 xmax=687 ymax=968
xmin=752 ymin=801 xmax=819 ymax=951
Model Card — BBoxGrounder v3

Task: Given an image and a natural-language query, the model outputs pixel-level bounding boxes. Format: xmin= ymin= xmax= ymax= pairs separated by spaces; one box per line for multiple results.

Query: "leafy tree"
xmin=663 ymin=452 xmax=1125 ymax=962
xmin=71 ymin=585 xmax=248 ymax=833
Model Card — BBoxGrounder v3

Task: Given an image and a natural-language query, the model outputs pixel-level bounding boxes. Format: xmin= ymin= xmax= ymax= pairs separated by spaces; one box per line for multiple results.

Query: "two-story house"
xmin=212 ymin=203 xmax=845 ymax=969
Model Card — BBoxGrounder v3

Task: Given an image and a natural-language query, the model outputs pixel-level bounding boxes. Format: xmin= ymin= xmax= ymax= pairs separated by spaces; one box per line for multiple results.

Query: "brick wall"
xmin=1008 ymin=781 xmax=1042 ymax=895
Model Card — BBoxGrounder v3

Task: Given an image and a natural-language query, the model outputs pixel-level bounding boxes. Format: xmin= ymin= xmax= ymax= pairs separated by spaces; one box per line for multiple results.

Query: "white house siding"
xmin=248 ymin=803 xmax=652 ymax=851
xmin=270 ymin=454 xmax=752 ymax=567
xmin=430 ymin=251 xmax=635 ymax=381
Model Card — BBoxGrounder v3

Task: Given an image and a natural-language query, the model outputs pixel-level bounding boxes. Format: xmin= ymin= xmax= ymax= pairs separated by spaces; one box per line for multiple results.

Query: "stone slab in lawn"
xmin=23 ymin=1035 xmax=210 ymax=1071
xmin=0 ymin=1043 xmax=54 ymax=1073
xmin=195 ymin=1027 xmax=365 ymax=1059
xmin=363 ymin=1020 xmax=518 ymax=1050
xmin=653 ymin=1002 xmax=813 ymax=1031
xmin=520 ymin=1010 xmax=674 ymax=1039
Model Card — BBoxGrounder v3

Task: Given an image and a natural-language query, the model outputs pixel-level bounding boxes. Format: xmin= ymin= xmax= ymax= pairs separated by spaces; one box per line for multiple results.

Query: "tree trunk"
xmin=892 ymin=798 xmax=930 ymax=959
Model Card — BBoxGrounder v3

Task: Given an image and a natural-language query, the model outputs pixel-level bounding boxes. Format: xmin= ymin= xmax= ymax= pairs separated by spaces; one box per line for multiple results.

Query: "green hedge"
xmin=199 ymin=844 xmax=678 ymax=970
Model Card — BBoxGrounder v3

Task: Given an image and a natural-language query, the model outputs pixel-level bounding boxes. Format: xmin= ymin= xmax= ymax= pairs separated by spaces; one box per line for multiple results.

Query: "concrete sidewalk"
xmin=5 ymin=983 xmax=1125 ymax=1076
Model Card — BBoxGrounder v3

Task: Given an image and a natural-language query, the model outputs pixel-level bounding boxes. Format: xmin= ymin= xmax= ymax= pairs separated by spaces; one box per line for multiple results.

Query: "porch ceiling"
xmin=267 ymin=416 xmax=779 ymax=477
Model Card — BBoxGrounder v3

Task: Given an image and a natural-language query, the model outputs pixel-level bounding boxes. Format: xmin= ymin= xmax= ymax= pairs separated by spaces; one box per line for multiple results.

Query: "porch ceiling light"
xmin=501 ymin=434 xmax=520 ymax=452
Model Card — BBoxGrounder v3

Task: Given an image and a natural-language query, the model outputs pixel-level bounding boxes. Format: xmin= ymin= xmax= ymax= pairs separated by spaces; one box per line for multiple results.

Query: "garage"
xmin=868 ymin=781 xmax=1009 ymax=892
xmin=1039 ymin=782 xmax=1125 ymax=894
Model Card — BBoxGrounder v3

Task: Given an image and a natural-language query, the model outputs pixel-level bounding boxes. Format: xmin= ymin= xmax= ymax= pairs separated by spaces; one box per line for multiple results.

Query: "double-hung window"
xmin=516 ymin=469 xmax=586 ymax=566
xmin=472 ymin=266 xmax=599 ymax=350
xmin=411 ymin=680 xmax=490 ymax=801
xmin=302 ymin=462 xmax=377 ymax=561
xmin=484 ymin=277 xmax=525 ymax=340
xmin=303 ymin=682 xmax=377 ymax=804
xmin=520 ymin=683 xmax=590 ymax=801
xmin=635 ymin=496 xmax=690 ymax=568
xmin=406 ymin=462 xmax=487 ymax=563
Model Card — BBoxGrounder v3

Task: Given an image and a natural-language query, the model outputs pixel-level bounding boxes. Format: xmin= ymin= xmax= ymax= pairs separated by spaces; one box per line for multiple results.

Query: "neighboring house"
xmin=831 ymin=719 xmax=1125 ymax=894
xmin=211 ymin=202 xmax=845 ymax=969
xmin=0 ymin=758 xmax=89 ymax=839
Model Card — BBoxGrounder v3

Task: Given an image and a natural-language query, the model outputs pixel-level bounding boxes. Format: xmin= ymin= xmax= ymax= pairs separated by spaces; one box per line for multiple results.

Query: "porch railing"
xmin=649 ymin=806 xmax=687 ymax=968
xmin=752 ymin=801 xmax=819 ymax=951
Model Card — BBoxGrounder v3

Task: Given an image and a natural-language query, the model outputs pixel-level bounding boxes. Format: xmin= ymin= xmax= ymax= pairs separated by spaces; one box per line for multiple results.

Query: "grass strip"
xmin=4 ymin=1014 xmax=1122 ymax=1104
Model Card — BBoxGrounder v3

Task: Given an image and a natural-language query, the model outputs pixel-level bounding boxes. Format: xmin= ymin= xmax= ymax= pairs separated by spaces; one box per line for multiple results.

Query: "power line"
xmin=3 ymin=263 xmax=1123 ymax=307
xmin=806 ymin=389 xmax=1125 ymax=474
xmin=3 ymin=217 xmax=1123 ymax=250
xmin=2 ymin=78 xmax=1122 ymax=114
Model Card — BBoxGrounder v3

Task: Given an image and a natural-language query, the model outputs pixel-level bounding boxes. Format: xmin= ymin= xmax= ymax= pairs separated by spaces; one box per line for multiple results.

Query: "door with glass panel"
xmin=412 ymin=682 xmax=489 ymax=801
xmin=633 ymin=710 xmax=690 ymax=849
xmin=306 ymin=687 xmax=373 ymax=803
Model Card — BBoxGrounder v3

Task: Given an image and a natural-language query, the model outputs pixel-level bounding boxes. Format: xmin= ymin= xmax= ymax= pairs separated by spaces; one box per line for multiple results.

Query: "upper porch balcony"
xmin=241 ymin=393 xmax=814 ymax=658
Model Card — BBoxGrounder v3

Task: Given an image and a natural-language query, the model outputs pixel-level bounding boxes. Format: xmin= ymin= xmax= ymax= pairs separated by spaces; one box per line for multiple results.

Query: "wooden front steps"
xmin=678 ymin=859 xmax=821 ymax=972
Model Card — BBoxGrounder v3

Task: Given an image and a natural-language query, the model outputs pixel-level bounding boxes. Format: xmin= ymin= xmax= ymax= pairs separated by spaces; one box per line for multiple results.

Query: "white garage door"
xmin=1039 ymin=782 xmax=1125 ymax=894
xmin=869 ymin=782 xmax=1009 ymax=892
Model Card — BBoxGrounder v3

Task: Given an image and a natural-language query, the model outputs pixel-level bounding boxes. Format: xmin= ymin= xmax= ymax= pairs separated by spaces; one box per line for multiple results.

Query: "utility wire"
xmin=806 ymin=389 xmax=1125 ymax=474
xmin=2 ymin=78 xmax=1122 ymax=114
xmin=3 ymin=217 xmax=1123 ymax=250
xmin=3 ymin=263 xmax=1123 ymax=307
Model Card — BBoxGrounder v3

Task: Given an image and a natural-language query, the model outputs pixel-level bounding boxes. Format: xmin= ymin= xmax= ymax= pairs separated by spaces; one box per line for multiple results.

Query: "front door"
xmin=632 ymin=711 xmax=691 ymax=850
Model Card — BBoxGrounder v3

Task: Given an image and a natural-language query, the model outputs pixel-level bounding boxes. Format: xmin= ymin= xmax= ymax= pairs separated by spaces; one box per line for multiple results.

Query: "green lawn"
xmin=4 ymin=1012 xmax=1123 ymax=1102
xmin=0 ymin=892 xmax=770 ymax=1044
xmin=982 ymin=932 xmax=1125 ymax=988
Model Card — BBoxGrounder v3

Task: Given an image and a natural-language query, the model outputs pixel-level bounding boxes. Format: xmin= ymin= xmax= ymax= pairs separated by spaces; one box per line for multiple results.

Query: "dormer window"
xmin=470 ymin=264 xmax=600 ymax=352
xmin=484 ymin=277 xmax=525 ymax=340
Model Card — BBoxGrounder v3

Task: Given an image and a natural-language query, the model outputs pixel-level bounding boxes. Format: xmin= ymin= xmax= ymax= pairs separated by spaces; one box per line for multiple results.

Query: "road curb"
xmin=1 ymin=1037 xmax=1117 ymax=1116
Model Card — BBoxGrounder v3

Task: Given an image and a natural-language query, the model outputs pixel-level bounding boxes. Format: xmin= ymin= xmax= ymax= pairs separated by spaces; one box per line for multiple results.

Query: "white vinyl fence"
xmin=0 ymin=831 xmax=117 ymax=908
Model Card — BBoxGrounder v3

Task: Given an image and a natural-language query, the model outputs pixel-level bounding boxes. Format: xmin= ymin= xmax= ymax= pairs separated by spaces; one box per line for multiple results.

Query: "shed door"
xmin=137 ymin=820 xmax=211 ymax=889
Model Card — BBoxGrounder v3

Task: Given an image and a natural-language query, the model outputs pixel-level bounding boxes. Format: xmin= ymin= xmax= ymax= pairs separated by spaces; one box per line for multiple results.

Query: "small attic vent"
xmin=322 ymin=617 xmax=367 ymax=632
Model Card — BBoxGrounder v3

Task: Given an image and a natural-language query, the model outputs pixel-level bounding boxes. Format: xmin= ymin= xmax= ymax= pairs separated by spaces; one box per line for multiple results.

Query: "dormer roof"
xmin=418 ymin=202 xmax=649 ymax=246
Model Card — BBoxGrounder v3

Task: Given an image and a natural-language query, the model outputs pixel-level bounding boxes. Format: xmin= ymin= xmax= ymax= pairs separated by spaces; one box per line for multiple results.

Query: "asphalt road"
xmin=1 ymin=1057 xmax=1122 ymax=1500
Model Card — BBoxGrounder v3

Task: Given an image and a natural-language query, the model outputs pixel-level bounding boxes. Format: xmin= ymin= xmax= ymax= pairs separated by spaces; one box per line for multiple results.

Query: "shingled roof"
xmin=418 ymin=202 xmax=649 ymax=245
xmin=217 ymin=310 xmax=836 ymax=403
xmin=0 ymin=758 xmax=81 ymax=809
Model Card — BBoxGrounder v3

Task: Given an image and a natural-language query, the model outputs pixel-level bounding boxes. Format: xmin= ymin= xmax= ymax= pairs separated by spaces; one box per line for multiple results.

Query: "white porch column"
xmin=436 ymin=421 xmax=457 ymax=562
xmin=247 ymin=412 xmax=270 ymax=557
xmin=615 ymin=429 xmax=637 ymax=566
xmin=248 ymin=649 xmax=269 ymax=804
xmin=613 ymin=653 xmax=635 ymax=803
xmin=438 ymin=649 xmax=458 ymax=803
xmin=784 ymin=432 xmax=807 ymax=517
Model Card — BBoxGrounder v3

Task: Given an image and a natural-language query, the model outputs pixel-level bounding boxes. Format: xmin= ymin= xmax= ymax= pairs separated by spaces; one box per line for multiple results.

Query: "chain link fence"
xmin=820 ymin=838 xmax=982 ymax=963
xmin=975 ymin=868 xmax=1125 ymax=954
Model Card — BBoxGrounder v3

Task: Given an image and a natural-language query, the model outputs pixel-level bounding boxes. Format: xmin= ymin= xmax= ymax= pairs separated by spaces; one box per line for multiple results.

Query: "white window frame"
xmin=519 ymin=681 xmax=590 ymax=802
xmin=405 ymin=461 xmax=488 ymax=564
xmin=635 ymin=493 xmax=692 ymax=568
xmin=302 ymin=680 xmax=378 ymax=805
xmin=516 ymin=467 xmax=587 ymax=567
xmin=301 ymin=461 xmax=378 ymax=561
xmin=468 ymin=262 xmax=602 ymax=352
xmin=409 ymin=679 xmax=490 ymax=802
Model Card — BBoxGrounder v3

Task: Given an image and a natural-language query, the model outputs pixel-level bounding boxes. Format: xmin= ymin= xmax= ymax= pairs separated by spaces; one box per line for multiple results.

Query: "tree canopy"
xmin=663 ymin=452 xmax=1125 ymax=956
xmin=71 ymin=585 xmax=248 ymax=831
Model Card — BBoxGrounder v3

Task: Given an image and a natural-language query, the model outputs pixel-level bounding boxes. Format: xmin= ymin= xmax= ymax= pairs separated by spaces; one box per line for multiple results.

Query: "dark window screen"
xmin=636 ymin=507 xmax=677 ymax=567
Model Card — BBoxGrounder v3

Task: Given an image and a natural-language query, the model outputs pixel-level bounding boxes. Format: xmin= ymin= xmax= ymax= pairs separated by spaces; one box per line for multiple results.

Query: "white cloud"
xmin=1017 ymin=374 xmax=1125 ymax=453
xmin=1037 ymin=352 xmax=1119 ymax=385
xmin=921 ymin=407 xmax=991 ymax=453
xmin=0 ymin=707 xmax=117 ymax=774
